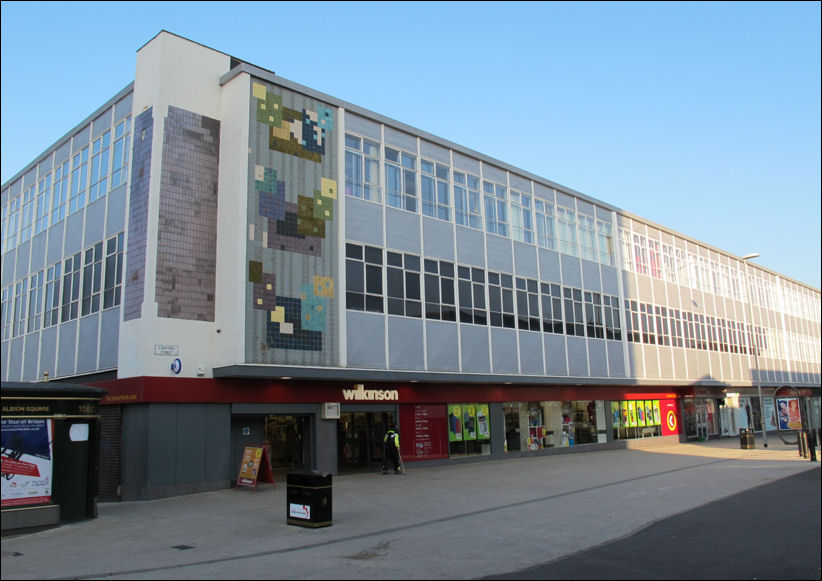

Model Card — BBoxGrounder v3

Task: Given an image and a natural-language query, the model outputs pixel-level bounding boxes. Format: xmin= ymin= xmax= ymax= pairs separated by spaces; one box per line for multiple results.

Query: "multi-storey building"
xmin=2 ymin=31 xmax=819 ymax=501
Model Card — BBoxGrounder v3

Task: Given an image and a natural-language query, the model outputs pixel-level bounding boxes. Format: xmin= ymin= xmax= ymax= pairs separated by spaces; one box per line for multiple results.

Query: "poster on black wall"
xmin=1 ymin=418 xmax=54 ymax=507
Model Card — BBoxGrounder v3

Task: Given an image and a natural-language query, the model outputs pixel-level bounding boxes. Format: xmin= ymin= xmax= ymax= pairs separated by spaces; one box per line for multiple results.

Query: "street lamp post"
xmin=742 ymin=253 xmax=767 ymax=448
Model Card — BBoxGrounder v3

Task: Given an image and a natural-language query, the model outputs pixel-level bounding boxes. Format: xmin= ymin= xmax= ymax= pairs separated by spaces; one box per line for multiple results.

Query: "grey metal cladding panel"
xmin=581 ymin=259 xmax=601 ymax=291
xmin=0 ymin=340 xmax=8 ymax=381
xmin=46 ymin=222 xmax=65 ymax=265
xmin=509 ymin=174 xmax=531 ymax=192
xmin=534 ymin=182 xmax=555 ymax=201
xmin=452 ymin=151 xmax=481 ymax=175
xmin=555 ymin=190 xmax=576 ymax=209
xmin=205 ymin=405 xmax=232 ymax=480
xmin=39 ymin=326 xmax=57 ymax=378
xmin=567 ymin=336 xmax=588 ymax=376
xmin=422 ymin=218 xmax=454 ymax=260
xmin=595 ymin=206 xmax=611 ymax=221
xmin=643 ymin=345 xmax=660 ymax=378
xmin=147 ymin=405 xmax=178 ymax=485
xmin=106 ymin=184 xmax=127 ymax=236
xmin=76 ymin=315 xmax=100 ymax=373
xmin=486 ymin=236 xmax=513 ymax=272
xmin=9 ymin=179 xmax=22 ymax=197
xmin=64 ymin=211 xmax=85 ymax=255
xmin=666 ymin=284 xmax=682 ymax=309
xmin=99 ymin=308 xmax=120 ymax=369
xmin=345 ymin=197 xmax=383 ymax=247
xmin=577 ymin=199 xmax=595 ymax=216
xmin=490 ymin=327 xmax=518 ymax=374
xmin=92 ymin=108 xmax=113 ymax=139
xmin=345 ymin=112 xmax=381 ymax=141
xmin=544 ymin=333 xmax=568 ymax=375
xmin=456 ymin=227 xmax=485 ymax=267
xmin=513 ymin=242 xmax=538 ymax=278
xmin=425 ymin=320 xmax=459 ymax=372
xmin=384 ymin=126 xmax=416 ymax=152
xmin=607 ymin=341 xmax=626 ymax=377
xmin=7 ymin=338 xmax=23 ymax=381
xmin=601 ymin=266 xmax=619 ymax=295
xmin=385 ymin=207 xmax=421 ymax=253
xmin=72 ymin=126 xmax=91 ymax=151
xmin=22 ymin=333 xmax=41 ymax=381
xmin=84 ymin=198 xmax=106 ymax=247
xmin=482 ymin=164 xmax=506 ymax=183
xmin=1 ymin=187 xmax=7 ymax=206
xmin=15 ymin=241 xmax=30 ymax=280
xmin=175 ymin=405 xmax=208 ymax=482
xmin=538 ymin=247 xmax=561 ymax=284
xmin=114 ymin=93 xmax=133 ymax=122
xmin=30 ymin=232 xmax=47 ymax=272
xmin=57 ymin=321 xmax=77 ymax=376
xmin=519 ymin=331 xmax=544 ymax=375
xmin=2 ymin=248 xmax=16 ymax=286
xmin=122 ymin=405 xmax=149 ymax=490
xmin=460 ymin=324 xmax=490 ymax=373
xmin=419 ymin=140 xmax=450 ymax=164
xmin=38 ymin=155 xmax=54 ymax=176
xmin=658 ymin=347 xmax=674 ymax=379
xmin=560 ymin=254 xmax=582 ymax=288
xmin=587 ymin=339 xmax=607 ymax=377
xmin=54 ymin=141 xmax=71 ymax=165
xmin=387 ymin=317 xmax=424 ymax=370
xmin=345 ymin=311 xmax=386 ymax=369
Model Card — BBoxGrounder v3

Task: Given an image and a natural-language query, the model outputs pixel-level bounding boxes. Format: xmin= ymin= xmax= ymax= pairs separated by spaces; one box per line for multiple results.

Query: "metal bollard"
xmin=807 ymin=431 xmax=818 ymax=462
xmin=799 ymin=431 xmax=809 ymax=459
xmin=798 ymin=431 xmax=807 ymax=457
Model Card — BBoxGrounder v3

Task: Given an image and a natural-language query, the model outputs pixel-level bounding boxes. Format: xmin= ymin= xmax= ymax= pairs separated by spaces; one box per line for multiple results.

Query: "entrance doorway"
xmin=264 ymin=415 xmax=307 ymax=470
xmin=338 ymin=411 xmax=395 ymax=471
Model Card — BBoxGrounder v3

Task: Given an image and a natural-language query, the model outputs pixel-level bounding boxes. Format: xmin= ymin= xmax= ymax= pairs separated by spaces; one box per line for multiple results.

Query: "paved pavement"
xmin=1 ymin=434 xmax=819 ymax=580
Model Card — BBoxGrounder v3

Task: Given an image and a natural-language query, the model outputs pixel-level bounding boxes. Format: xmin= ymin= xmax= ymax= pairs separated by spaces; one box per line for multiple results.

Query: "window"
xmin=345 ymin=243 xmax=383 ymax=312
xmin=385 ymin=147 xmax=417 ymax=212
xmin=624 ymin=300 xmax=640 ymax=343
xmin=640 ymin=303 xmax=655 ymax=344
xmin=670 ymin=309 xmax=683 ymax=348
xmin=345 ymin=133 xmax=381 ymax=202
xmin=563 ymin=287 xmax=584 ymax=336
xmin=458 ymin=266 xmax=486 ymax=325
xmin=27 ymin=271 xmax=43 ymax=333
xmin=421 ymin=160 xmax=450 ymax=221
xmin=1 ymin=286 xmax=10 ymax=341
xmin=647 ymin=239 xmax=662 ymax=279
xmin=603 ymin=295 xmax=622 ymax=341
xmin=488 ymin=272 xmax=515 ymax=328
xmin=516 ymin=277 xmax=540 ymax=331
xmin=597 ymin=219 xmax=614 ymax=266
xmin=453 ymin=172 xmax=481 ymax=229
xmin=423 ymin=259 xmax=456 ymax=321
xmin=12 ymin=279 xmax=28 ymax=337
xmin=103 ymin=233 xmax=125 ymax=309
xmin=386 ymin=251 xmax=421 ymax=317
xmin=656 ymin=306 xmax=669 ymax=346
xmin=5 ymin=195 xmax=20 ymax=251
xmin=20 ymin=184 xmax=35 ymax=244
xmin=662 ymin=244 xmax=677 ymax=284
xmin=556 ymin=207 xmax=577 ymax=256
xmin=51 ymin=161 xmax=68 ymax=225
xmin=684 ymin=312 xmax=695 ymax=349
xmin=88 ymin=131 xmax=111 ymax=203
xmin=110 ymin=118 xmax=131 ymax=189
xmin=619 ymin=229 xmax=633 ymax=272
xmin=633 ymin=234 xmax=648 ymax=276
xmin=578 ymin=214 xmax=597 ymax=262
xmin=510 ymin=191 xmax=534 ymax=244
xmin=540 ymin=283 xmax=563 ymax=334
xmin=81 ymin=242 xmax=104 ymax=316
xmin=43 ymin=262 xmax=62 ymax=328
xmin=61 ymin=253 xmax=82 ymax=322
xmin=69 ymin=146 xmax=89 ymax=215
xmin=534 ymin=199 xmax=556 ymax=250
xmin=35 ymin=174 xmax=51 ymax=235
xmin=483 ymin=181 xmax=508 ymax=237
xmin=584 ymin=292 xmax=604 ymax=339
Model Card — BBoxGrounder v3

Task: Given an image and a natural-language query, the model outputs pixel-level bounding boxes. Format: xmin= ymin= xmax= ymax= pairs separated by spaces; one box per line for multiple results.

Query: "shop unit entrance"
xmin=264 ymin=415 xmax=309 ymax=470
xmin=338 ymin=410 xmax=395 ymax=471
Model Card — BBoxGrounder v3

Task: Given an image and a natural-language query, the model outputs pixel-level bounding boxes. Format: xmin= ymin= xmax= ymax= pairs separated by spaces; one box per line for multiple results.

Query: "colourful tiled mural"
xmin=247 ymin=82 xmax=338 ymax=361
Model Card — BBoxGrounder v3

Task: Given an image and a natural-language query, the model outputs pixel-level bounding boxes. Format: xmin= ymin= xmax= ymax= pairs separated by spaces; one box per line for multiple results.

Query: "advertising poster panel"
xmin=463 ymin=404 xmax=477 ymax=441
xmin=447 ymin=404 xmax=463 ymax=442
xmin=776 ymin=397 xmax=802 ymax=430
xmin=1 ymin=418 xmax=54 ymax=508
xmin=476 ymin=404 xmax=491 ymax=440
xmin=645 ymin=401 xmax=655 ymax=425
xmin=628 ymin=401 xmax=637 ymax=427
xmin=660 ymin=399 xmax=680 ymax=436
xmin=611 ymin=402 xmax=621 ymax=428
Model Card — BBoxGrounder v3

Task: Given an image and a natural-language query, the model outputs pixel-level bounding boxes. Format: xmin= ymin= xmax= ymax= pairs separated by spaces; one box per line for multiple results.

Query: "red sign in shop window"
xmin=398 ymin=404 xmax=449 ymax=461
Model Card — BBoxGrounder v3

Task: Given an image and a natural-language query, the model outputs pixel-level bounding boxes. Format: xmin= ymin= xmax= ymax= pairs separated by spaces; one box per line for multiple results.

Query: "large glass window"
xmin=421 ymin=160 xmax=450 ymax=221
xmin=51 ymin=161 xmax=68 ymax=225
xmin=1 ymin=286 xmax=10 ymax=341
xmin=633 ymin=234 xmax=648 ymax=276
xmin=578 ymin=214 xmax=597 ymax=262
xmin=88 ymin=131 xmax=111 ymax=203
xmin=510 ymin=191 xmax=533 ymax=244
xmin=19 ymin=184 xmax=36 ymax=244
xmin=540 ymin=283 xmax=563 ymax=334
xmin=534 ymin=199 xmax=556 ymax=250
xmin=453 ymin=172 xmax=482 ymax=229
xmin=60 ymin=253 xmax=82 ymax=322
xmin=648 ymin=238 xmax=662 ymax=279
xmin=386 ymin=251 xmax=421 ymax=317
xmin=43 ymin=262 xmax=62 ymax=328
xmin=458 ymin=266 xmax=486 ymax=325
xmin=483 ymin=181 xmax=508 ymax=237
xmin=345 ymin=243 xmax=383 ymax=313
xmin=563 ymin=287 xmax=584 ymax=336
xmin=423 ymin=259 xmax=456 ymax=321
xmin=584 ymin=291 xmax=604 ymax=339
xmin=345 ymin=133 xmax=381 ymax=202
xmin=516 ymin=277 xmax=540 ymax=331
xmin=27 ymin=271 xmax=43 ymax=333
xmin=487 ymin=272 xmax=515 ymax=328
xmin=69 ymin=146 xmax=89 ymax=215
xmin=103 ymin=233 xmax=125 ymax=309
xmin=110 ymin=118 xmax=131 ymax=189
xmin=556 ymin=207 xmax=577 ymax=256
xmin=12 ymin=279 xmax=28 ymax=337
xmin=385 ymin=147 xmax=417 ymax=212
xmin=35 ymin=174 xmax=51 ymax=235
xmin=81 ymin=242 xmax=104 ymax=316
xmin=5 ymin=195 xmax=20 ymax=251
xmin=603 ymin=295 xmax=622 ymax=341
xmin=596 ymin=219 xmax=614 ymax=266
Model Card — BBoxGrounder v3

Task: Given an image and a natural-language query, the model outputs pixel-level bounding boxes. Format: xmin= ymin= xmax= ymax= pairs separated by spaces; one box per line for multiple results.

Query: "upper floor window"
xmin=633 ymin=234 xmax=649 ymax=276
xmin=51 ymin=161 xmax=69 ymax=225
xmin=540 ymin=282 xmax=563 ymax=334
xmin=386 ymin=251 xmax=421 ymax=318
xmin=556 ymin=207 xmax=577 ymax=257
xmin=88 ymin=131 xmax=111 ymax=203
xmin=516 ymin=277 xmax=540 ymax=332
xmin=534 ymin=199 xmax=556 ymax=250
xmin=385 ymin=147 xmax=417 ymax=212
xmin=424 ymin=259 xmax=456 ymax=321
xmin=488 ymin=272 xmax=515 ymax=328
xmin=584 ymin=291 xmax=604 ymax=339
xmin=563 ymin=287 xmax=584 ymax=336
xmin=103 ymin=233 xmax=125 ymax=309
xmin=4 ymin=195 xmax=21 ymax=251
xmin=453 ymin=172 xmax=482 ymax=230
xmin=578 ymin=214 xmax=596 ymax=262
xmin=596 ymin=219 xmax=614 ymax=266
xmin=19 ymin=184 xmax=36 ymax=244
xmin=483 ymin=181 xmax=508 ymax=237
xmin=35 ymin=174 xmax=51 ymax=235
xmin=345 ymin=243 xmax=383 ymax=313
xmin=110 ymin=118 xmax=131 ymax=189
xmin=43 ymin=262 xmax=62 ymax=328
xmin=510 ymin=191 xmax=533 ymax=244
xmin=458 ymin=266 xmax=486 ymax=325
xmin=69 ymin=146 xmax=89 ymax=215
xmin=81 ymin=242 xmax=104 ymax=316
xmin=420 ymin=160 xmax=450 ymax=221
xmin=27 ymin=271 xmax=43 ymax=333
xmin=345 ymin=133 xmax=381 ymax=202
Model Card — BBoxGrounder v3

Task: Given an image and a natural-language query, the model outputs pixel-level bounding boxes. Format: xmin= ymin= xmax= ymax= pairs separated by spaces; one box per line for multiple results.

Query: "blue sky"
xmin=2 ymin=1 xmax=820 ymax=289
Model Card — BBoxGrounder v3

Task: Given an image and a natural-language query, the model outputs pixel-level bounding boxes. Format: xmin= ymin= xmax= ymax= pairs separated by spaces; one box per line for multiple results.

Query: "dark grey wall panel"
xmin=121 ymin=405 xmax=149 ymax=500
xmin=385 ymin=207 xmax=420 ymax=253
xmin=84 ymin=198 xmax=106 ymax=247
xmin=64 ymin=211 xmax=84 ymax=256
xmin=567 ymin=336 xmax=588 ymax=376
xmin=383 ymin=126 xmax=416 ymax=152
xmin=0 ymin=340 xmax=8 ymax=382
xmin=455 ymin=227 xmax=485 ymax=267
xmin=39 ymin=326 xmax=57 ymax=378
xmin=22 ymin=333 xmax=40 ymax=381
xmin=205 ymin=405 xmax=232 ymax=481
xmin=46 ymin=221 xmax=65 ymax=265
xmin=345 ymin=113 xmax=381 ymax=140
xmin=588 ymin=339 xmax=607 ymax=377
xmin=422 ymin=218 xmax=454 ymax=260
xmin=387 ymin=317 xmax=424 ymax=370
xmin=14 ymin=240 xmax=30 ymax=280
xmin=486 ymin=236 xmax=513 ymax=273
xmin=30 ymin=231 xmax=47 ymax=272
xmin=7 ymin=338 xmax=23 ymax=381
xmin=147 ymin=405 xmax=178 ymax=485
xmin=114 ymin=93 xmax=133 ymax=122
xmin=607 ymin=341 xmax=625 ymax=377
xmin=346 ymin=197 xmax=383 ymax=247
xmin=1 ymin=247 xmax=15 ymax=286
xmin=460 ymin=325 xmax=490 ymax=373
xmin=490 ymin=327 xmax=518 ymax=374
xmin=481 ymin=164 xmax=506 ymax=183
xmin=601 ymin=265 xmax=619 ymax=295
xmin=544 ymin=333 xmax=567 ymax=375
xmin=106 ymin=184 xmax=127 ymax=236
xmin=92 ymin=108 xmax=112 ymax=139
xmin=425 ymin=320 xmax=459 ymax=372
xmin=345 ymin=311 xmax=385 ymax=369
xmin=452 ymin=151 xmax=481 ymax=175
xmin=99 ymin=308 xmax=120 ymax=369
xmin=419 ymin=139 xmax=450 ymax=164
xmin=560 ymin=254 xmax=582 ymax=288
xmin=581 ymin=259 xmax=601 ymax=291
xmin=57 ymin=322 xmax=77 ymax=376
xmin=513 ymin=242 xmax=538 ymax=278
xmin=175 ymin=405 xmax=208 ymax=482
xmin=518 ymin=332 xmax=544 ymax=375
xmin=76 ymin=315 xmax=99 ymax=373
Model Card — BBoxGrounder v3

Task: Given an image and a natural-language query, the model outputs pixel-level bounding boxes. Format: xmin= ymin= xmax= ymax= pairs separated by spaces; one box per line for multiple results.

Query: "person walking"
xmin=382 ymin=427 xmax=402 ymax=474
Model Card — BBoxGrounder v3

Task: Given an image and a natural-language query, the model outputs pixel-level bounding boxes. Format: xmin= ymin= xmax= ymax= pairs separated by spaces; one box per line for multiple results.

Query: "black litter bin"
xmin=739 ymin=428 xmax=755 ymax=449
xmin=286 ymin=471 xmax=332 ymax=528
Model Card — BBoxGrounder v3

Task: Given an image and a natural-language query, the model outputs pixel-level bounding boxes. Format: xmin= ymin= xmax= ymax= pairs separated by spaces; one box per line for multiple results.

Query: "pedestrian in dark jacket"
xmin=382 ymin=427 xmax=402 ymax=474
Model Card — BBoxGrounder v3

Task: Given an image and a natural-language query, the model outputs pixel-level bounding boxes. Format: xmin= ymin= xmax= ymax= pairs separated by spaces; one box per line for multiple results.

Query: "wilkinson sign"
xmin=342 ymin=384 xmax=399 ymax=401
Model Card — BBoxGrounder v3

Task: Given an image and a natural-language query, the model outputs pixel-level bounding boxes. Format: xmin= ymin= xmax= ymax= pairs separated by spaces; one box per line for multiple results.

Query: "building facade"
xmin=2 ymin=31 xmax=820 ymax=501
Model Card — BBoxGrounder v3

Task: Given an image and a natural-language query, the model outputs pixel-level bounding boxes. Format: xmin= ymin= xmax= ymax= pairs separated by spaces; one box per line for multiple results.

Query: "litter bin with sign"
xmin=286 ymin=471 xmax=332 ymax=528
xmin=739 ymin=428 xmax=755 ymax=449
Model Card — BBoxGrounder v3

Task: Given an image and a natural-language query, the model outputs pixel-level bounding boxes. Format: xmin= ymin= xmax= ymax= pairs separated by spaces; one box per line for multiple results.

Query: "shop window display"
xmin=448 ymin=403 xmax=491 ymax=456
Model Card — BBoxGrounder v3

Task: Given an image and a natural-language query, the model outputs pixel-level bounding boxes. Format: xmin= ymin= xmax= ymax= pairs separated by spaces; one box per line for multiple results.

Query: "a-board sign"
xmin=236 ymin=446 xmax=274 ymax=488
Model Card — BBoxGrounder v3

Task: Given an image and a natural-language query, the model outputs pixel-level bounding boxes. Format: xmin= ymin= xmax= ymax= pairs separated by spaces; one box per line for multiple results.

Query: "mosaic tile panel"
xmin=155 ymin=107 xmax=220 ymax=321
xmin=123 ymin=108 xmax=154 ymax=322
